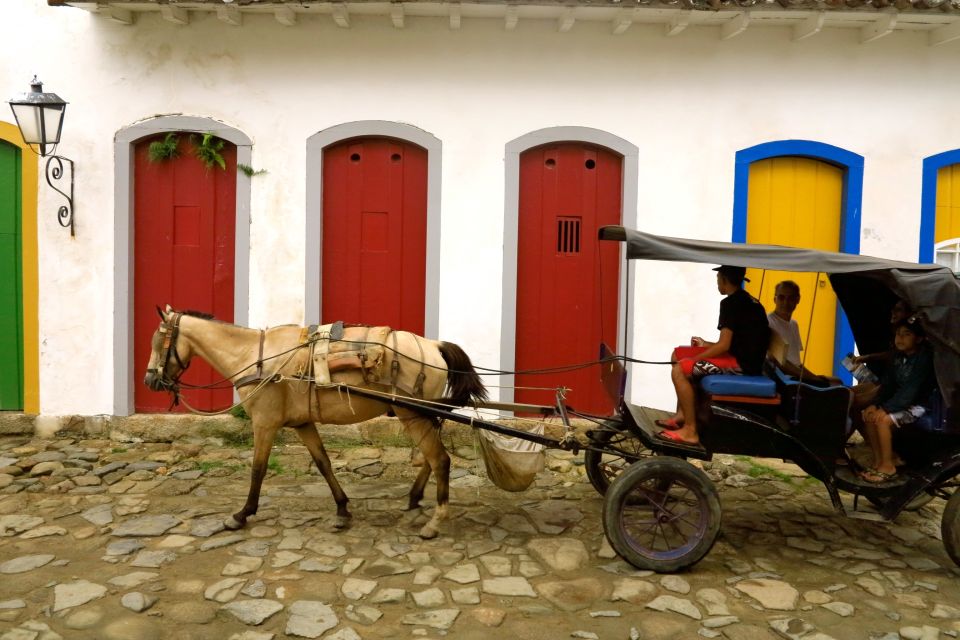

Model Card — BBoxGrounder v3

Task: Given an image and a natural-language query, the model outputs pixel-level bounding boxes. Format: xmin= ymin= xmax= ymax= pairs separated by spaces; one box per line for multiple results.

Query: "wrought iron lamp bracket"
xmin=45 ymin=154 xmax=74 ymax=236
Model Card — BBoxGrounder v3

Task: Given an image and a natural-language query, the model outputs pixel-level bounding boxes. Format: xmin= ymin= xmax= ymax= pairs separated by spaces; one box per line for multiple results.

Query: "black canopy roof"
xmin=599 ymin=226 xmax=960 ymax=409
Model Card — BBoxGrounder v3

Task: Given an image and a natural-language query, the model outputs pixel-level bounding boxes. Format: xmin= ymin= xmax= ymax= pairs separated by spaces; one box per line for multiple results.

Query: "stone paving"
xmin=0 ymin=430 xmax=959 ymax=640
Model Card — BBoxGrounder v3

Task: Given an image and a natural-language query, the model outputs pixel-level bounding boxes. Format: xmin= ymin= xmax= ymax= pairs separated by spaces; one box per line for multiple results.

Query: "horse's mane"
xmin=180 ymin=309 xmax=216 ymax=320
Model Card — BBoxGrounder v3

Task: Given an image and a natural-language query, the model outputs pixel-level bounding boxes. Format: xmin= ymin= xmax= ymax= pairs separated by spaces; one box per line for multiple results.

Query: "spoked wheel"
xmin=585 ymin=427 xmax=650 ymax=495
xmin=603 ymin=457 xmax=721 ymax=573
xmin=942 ymin=488 xmax=960 ymax=568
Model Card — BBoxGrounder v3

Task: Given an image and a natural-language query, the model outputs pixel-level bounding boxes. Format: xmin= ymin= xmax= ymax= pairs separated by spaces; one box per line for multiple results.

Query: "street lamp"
xmin=8 ymin=76 xmax=74 ymax=236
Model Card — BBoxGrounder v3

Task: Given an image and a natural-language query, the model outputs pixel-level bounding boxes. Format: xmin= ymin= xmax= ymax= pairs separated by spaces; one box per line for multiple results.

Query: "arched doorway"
xmin=115 ymin=116 xmax=252 ymax=415
xmin=734 ymin=140 xmax=864 ymax=378
xmin=920 ymin=151 xmax=960 ymax=272
xmin=514 ymin=142 xmax=623 ymax=414
xmin=132 ymin=134 xmax=237 ymax=412
xmin=305 ymin=121 xmax=441 ymax=337
xmin=321 ymin=137 xmax=427 ymax=333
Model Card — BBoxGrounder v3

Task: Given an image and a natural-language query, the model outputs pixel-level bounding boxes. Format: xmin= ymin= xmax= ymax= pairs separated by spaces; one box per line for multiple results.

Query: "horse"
xmin=143 ymin=305 xmax=487 ymax=539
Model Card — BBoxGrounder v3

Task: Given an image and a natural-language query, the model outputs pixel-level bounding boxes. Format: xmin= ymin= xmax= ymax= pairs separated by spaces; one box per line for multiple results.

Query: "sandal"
xmin=655 ymin=417 xmax=683 ymax=430
xmin=860 ymin=468 xmax=898 ymax=484
xmin=655 ymin=429 xmax=699 ymax=446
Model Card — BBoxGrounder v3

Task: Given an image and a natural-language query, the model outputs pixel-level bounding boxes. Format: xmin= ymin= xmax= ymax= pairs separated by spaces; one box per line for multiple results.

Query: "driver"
xmin=657 ymin=265 xmax=770 ymax=445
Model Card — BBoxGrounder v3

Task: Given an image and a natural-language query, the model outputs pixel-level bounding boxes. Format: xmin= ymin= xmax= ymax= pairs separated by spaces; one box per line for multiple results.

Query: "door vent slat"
xmin=556 ymin=217 xmax=581 ymax=255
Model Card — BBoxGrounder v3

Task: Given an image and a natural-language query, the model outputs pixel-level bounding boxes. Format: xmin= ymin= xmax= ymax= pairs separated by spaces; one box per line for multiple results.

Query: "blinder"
xmin=147 ymin=312 xmax=190 ymax=391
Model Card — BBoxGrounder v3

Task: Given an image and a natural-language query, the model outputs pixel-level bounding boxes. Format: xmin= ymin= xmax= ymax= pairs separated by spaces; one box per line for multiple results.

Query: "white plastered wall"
xmin=0 ymin=0 xmax=957 ymax=415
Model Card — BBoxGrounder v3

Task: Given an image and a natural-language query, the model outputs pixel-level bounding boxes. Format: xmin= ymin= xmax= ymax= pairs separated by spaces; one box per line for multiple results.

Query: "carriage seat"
xmin=701 ymin=374 xmax=777 ymax=399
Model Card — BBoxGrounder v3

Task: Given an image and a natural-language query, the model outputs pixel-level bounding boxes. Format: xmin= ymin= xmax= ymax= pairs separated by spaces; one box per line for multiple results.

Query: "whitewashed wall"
xmin=1 ymin=0 xmax=957 ymax=416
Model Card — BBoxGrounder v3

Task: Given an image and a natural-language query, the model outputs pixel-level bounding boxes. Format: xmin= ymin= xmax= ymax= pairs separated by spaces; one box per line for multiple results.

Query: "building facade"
xmin=1 ymin=0 xmax=959 ymax=419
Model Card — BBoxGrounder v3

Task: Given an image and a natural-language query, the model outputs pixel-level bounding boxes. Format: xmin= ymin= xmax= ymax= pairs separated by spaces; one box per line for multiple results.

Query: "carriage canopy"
xmin=599 ymin=226 xmax=960 ymax=409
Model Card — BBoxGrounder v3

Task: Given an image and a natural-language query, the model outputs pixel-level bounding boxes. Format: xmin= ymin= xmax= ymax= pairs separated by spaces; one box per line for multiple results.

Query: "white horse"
xmin=143 ymin=306 xmax=487 ymax=538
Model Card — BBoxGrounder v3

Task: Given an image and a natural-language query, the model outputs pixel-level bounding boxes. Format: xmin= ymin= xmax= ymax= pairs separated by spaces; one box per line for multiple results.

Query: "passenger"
xmin=657 ymin=265 xmax=770 ymax=446
xmin=851 ymin=299 xmax=913 ymax=373
xmin=859 ymin=316 xmax=935 ymax=483
xmin=766 ymin=280 xmax=834 ymax=384
xmin=850 ymin=298 xmax=913 ymax=417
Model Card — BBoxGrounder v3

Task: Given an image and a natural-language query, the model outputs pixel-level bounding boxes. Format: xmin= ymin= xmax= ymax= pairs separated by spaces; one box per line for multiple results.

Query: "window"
xmin=935 ymin=238 xmax=960 ymax=274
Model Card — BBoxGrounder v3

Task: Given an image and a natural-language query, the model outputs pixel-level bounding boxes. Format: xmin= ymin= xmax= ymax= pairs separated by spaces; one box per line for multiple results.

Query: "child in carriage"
xmin=860 ymin=315 xmax=936 ymax=483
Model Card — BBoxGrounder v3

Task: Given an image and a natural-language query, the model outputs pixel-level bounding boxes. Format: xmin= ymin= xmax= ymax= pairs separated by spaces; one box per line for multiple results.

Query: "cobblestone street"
xmin=1 ymin=429 xmax=959 ymax=640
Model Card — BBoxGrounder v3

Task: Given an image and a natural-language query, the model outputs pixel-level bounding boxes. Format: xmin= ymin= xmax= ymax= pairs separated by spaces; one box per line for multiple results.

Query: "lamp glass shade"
xmin=8 ymin=78 xmax=68 ymax=153
xmin=10 ymin=102 xmax=65 ymax=146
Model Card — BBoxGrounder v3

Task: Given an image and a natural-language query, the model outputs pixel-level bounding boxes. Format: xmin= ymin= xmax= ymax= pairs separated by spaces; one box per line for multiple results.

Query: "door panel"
xmin=0 ymin=142 xmax=22 ymax=410
xmin=322 ymin=138 xmax=427 ymax=334
xmin=133 ymin=134 xmax=236 ymax=413
xmin=515 ymin=143 xmax=621 ymax=415
xmin=746 ymin=157 xmax=843 ymax=376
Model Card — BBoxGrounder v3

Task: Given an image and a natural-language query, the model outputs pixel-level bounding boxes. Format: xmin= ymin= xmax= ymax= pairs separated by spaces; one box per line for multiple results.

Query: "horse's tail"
xmin=438 ymin=342 xmax=488 ymax=406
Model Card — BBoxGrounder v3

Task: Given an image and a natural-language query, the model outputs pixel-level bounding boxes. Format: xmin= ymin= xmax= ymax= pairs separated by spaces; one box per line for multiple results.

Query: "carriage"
xmin=144 ymin=226 xmax=960 ymax=574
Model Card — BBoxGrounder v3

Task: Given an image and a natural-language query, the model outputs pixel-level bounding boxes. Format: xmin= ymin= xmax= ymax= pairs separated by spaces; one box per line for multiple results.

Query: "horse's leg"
xmin=224 ymin=422 xmax=280 ymax=530
xmin=407 ymin=462 xmax=432 ymax=511
xmin=402 ymin=413 xmax=449 ymax=539
xmin=293 ymin=423 xmax=352 ymax=529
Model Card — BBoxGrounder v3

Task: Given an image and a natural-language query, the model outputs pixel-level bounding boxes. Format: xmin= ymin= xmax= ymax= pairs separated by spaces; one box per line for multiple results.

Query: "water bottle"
xmin=842 ymin=353 xmax=878 ymax=384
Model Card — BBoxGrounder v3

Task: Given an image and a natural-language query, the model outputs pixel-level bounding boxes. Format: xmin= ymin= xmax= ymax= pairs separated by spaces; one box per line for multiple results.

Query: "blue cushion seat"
xmin=701 ymin=374 xmax=777 ymax=398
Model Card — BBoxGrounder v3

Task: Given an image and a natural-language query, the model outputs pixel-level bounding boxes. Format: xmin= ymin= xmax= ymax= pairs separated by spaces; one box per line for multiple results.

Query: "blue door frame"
xmin=732 ymin=140 xmax=864 ymax=380
xmin=919 ymin=149 xmax=960 ymax=263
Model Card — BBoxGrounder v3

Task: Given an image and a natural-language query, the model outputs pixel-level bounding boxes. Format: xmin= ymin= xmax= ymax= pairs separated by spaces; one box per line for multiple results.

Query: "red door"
xmin=322 ymin=138 xmax=427 ymax=334
xmin=516 ymin=143 xmax=622 ymax=415
xmin=133 ymin=134 xmax=236 ymax=413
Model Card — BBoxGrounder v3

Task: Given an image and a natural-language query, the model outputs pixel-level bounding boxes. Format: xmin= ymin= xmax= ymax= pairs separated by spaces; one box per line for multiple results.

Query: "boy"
xmin=860 ymin=316 xmax=935 ymax=483
xmin=658 ymin=265 xmax=770 ymax=445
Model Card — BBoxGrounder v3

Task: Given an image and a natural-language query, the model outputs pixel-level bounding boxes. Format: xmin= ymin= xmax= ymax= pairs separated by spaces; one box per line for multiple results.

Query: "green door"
xmin=0 ymin=141 xmax=23 ymax=410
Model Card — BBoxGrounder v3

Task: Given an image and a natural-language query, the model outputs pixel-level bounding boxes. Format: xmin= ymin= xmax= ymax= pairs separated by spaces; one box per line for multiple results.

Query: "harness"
xmin=147 ymin=312 xmax=190 ymax=406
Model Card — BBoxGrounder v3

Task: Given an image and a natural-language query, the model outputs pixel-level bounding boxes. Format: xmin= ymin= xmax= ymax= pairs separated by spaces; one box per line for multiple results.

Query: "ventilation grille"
xmin=556 ymin=217 xmax=581 ymax=255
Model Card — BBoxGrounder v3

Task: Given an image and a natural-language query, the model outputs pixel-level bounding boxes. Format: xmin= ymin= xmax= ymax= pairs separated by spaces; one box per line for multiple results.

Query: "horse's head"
xmin=144 ymin=305 xmax=193 ymax=393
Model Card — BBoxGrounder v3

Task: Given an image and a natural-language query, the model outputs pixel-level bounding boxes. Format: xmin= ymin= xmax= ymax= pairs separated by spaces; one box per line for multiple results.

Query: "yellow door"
xmin=745 ymin=157 xmax=843 ymax=376
xmin=935 ymin=163 xmax=960 ymax=272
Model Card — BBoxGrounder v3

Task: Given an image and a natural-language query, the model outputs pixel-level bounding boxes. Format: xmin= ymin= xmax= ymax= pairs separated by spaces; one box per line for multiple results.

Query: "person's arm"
xmin=691 ymin=328 xmax=732 ymax=360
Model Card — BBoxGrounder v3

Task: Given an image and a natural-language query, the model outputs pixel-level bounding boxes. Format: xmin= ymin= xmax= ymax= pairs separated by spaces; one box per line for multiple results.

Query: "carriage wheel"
xmin=942 ymin=488 xmax=960 ymax=568
xmin=585 ymin=427 xmax=650 ymax=495
xmin=602 ymin=457 xmax=721 ymax=573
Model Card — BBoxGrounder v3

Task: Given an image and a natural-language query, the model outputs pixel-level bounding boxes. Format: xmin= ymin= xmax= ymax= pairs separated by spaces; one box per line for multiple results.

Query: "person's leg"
xmin=863 ymin=412 xmax=897 ymax=480
xmin=668 ymin=368 xmax=700 ymax=444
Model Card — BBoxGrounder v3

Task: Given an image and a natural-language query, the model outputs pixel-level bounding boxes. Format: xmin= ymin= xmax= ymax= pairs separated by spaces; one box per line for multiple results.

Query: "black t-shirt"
xmin=718 ymin=288 xmax=771 ymax=375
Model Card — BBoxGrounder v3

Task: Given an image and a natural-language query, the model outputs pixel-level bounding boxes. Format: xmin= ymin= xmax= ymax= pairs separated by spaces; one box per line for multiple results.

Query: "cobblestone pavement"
xmin=1 ymin=431 xmax=959 ymax=640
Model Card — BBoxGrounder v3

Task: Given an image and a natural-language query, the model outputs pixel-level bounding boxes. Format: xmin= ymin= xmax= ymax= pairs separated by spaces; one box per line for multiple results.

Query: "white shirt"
xmin=768 ymin=312 xmax=803 ymax=367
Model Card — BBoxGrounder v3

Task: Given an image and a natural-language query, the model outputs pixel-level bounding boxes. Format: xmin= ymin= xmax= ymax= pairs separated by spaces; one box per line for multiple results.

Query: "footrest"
xmin=701 ymin=374 xmax=776 ymax=398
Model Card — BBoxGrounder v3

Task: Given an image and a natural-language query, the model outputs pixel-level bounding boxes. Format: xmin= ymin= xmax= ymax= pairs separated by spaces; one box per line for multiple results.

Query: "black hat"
xmin=896 ymin=315 xmax=926 ymax=338
xmin=713 ymin=265 xmax=750 ymax=283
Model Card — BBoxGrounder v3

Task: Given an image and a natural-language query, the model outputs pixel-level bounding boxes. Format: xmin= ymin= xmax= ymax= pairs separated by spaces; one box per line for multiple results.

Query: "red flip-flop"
xmin=655 ymin=417 xmax=683 ymax=430
xmin=656 ymin=430 xmax=698 ymax=446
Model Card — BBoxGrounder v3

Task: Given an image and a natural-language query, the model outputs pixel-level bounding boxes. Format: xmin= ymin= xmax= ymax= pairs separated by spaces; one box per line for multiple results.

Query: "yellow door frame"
xmin=0 ymin=121 xmax=39 ymax=414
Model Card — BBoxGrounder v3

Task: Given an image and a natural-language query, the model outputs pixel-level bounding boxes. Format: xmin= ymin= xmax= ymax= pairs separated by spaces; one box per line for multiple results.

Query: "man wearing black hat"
xmin=658 ymin=265 xmax=770 ymax=445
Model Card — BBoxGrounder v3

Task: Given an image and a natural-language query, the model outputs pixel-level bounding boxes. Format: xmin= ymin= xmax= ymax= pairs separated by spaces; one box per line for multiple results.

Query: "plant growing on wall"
xmin=238 ymin=163 xmax=268 ymax=178
xmin=193 ymin=132 xmax=227 ymax=170
xmin=147 ymin=133 xmax=180 ymax=162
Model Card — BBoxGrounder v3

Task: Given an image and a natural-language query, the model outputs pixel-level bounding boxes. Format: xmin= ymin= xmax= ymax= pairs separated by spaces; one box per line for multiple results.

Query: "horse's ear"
xmin=164 ymin=304 xmax=174 ymax=315
xmin=156 ymin=305 xmax=165 ymax=321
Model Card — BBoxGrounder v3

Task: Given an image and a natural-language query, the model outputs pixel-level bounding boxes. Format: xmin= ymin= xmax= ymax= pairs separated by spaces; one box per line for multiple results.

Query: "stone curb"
xmin=0 ymin=412 xmax=595 ymax=447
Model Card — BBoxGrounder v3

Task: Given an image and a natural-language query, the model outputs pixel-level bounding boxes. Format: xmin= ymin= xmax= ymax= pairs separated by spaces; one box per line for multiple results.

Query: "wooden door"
xmin=934 ymin=163 xmax=960 ymax=272
xmin=746 ymin=157 xmax=843 ymax=376
xmin=515 ymin=143 xmax=621 ymax=415
xmin=322 ymin=138 xmax=427 ymax=334
xmin=133 ymin=134 xmax=236 ymax=413
xmin=0 ymin=142 xmax=22 ymax=410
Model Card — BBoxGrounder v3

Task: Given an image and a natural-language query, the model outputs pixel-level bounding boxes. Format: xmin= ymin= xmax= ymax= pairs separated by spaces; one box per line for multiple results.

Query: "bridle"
xmin=147 ymin=312 xmax=190 ymax=401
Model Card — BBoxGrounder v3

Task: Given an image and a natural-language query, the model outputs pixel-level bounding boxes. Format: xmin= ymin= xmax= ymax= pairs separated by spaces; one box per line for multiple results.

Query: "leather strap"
xmin=234 ymin=329 xmax=266 ymax=389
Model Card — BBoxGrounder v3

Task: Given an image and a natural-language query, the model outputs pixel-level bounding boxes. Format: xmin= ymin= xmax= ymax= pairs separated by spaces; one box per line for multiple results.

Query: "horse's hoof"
xmin=419 ymin=524 xmax=438 ymax=539
xmin=333 ymin=515 xmax=351 ymax=529
xmin=406 ymin=502 xmax=421 ymax=512
xmin=223 ymin=515 xmax=245 ymax=530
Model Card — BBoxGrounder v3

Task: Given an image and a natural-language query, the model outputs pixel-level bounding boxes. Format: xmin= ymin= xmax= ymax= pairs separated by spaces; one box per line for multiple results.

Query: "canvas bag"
xmin=475 ymin=425 xmax=545 ymax=492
